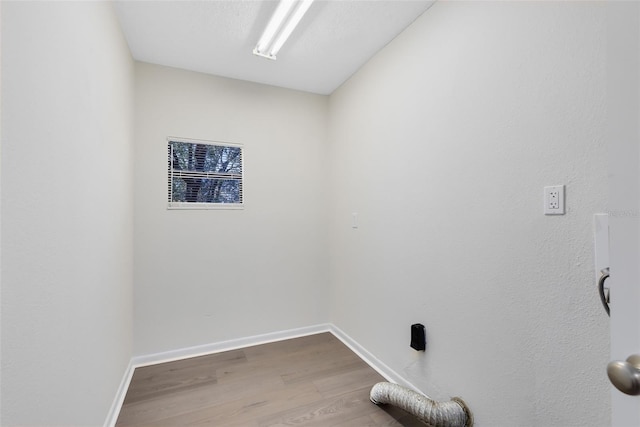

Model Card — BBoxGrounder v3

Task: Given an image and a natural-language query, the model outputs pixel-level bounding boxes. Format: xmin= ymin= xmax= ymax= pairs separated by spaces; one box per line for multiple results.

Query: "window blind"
xmin=168 ymin=138 xmax=243 ymax=208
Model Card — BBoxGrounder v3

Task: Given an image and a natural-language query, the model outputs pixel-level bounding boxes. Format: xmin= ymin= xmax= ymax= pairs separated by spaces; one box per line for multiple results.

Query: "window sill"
xmin=167 ymin=203 xmax=244 ymax=210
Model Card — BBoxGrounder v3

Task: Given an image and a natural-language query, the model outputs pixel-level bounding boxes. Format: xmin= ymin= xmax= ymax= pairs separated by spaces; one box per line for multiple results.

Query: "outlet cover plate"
xmin=544 ymin=185 xmax=565 ymax=215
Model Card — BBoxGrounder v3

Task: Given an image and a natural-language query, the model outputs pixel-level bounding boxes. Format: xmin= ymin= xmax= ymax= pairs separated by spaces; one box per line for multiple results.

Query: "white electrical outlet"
xmin=544 ymin=185 xmax=565 ymax=215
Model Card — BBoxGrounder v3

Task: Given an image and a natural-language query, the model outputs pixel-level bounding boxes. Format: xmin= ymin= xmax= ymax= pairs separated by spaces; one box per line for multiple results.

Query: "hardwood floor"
xmin=116 ymin=333 xmax=424 ymax=426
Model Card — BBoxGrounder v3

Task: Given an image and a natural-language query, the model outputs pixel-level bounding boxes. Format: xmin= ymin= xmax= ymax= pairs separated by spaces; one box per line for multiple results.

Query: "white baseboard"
xmin=328 ymin=324 xmax=422 ymax=393
xmin=104 ymin=359 xmax=135 ymax=427
xmin=104 ymin=322 xmax=415 ymax=427
xmin=130 ymin=323 xmax=331 ymax=368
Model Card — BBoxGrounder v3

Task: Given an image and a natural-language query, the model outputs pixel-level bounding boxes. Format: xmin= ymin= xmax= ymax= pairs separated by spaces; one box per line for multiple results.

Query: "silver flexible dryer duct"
xmin=369 ymin=382 xmax=473 ymax=427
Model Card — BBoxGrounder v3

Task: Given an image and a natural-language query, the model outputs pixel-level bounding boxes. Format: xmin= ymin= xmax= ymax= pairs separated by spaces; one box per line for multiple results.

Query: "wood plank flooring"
xmin=116 ymin=333 xmax=424 ymax=426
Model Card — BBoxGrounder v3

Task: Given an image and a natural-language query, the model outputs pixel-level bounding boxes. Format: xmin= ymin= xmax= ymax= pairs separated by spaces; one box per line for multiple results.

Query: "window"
xmin=168 ymin=138 xmax=243 ymax=209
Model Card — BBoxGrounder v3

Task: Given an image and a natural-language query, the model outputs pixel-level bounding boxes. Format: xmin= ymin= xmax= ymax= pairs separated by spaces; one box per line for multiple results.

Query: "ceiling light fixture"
xmin=253 ymin=0 xmax=314 ymax=61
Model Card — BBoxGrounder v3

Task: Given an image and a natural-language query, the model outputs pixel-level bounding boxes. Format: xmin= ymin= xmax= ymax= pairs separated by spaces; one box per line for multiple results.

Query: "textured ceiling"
xmin=114 ymin=0 xmax=435 ymax=95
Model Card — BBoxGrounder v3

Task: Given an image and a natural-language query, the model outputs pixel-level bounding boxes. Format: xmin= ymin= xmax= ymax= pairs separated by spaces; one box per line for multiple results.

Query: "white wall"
xmin=0 ymin=1 xmax=613 ymax=425
xmin=327 ymin=2 xmax=609 ymax=426
xmin=1 ymin=2 xmax=134 ymax=425
xmin=133 ymin=63 xmax=329 ymax=355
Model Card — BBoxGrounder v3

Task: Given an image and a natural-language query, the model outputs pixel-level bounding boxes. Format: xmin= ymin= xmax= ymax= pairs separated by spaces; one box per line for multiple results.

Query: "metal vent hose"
xmin=370 ymin=382 xmax=473 ymax=427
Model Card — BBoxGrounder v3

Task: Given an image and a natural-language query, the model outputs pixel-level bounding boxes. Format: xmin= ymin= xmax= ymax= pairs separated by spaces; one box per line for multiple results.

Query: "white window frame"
xmin=167 ymin=137 xmax=244 ymax=210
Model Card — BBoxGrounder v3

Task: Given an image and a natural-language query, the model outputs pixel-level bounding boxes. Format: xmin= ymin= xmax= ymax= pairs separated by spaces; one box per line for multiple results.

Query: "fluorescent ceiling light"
xmin=253 ymin=0 xmax=314 ymax=60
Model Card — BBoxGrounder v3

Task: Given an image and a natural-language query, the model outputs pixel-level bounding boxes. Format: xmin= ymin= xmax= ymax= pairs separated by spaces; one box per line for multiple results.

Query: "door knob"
xmin=607 ymin=355 xmax=640 ymax=395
